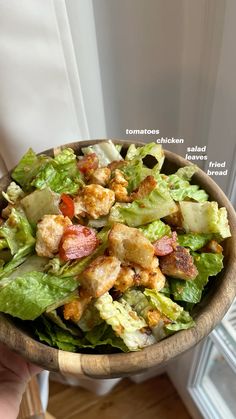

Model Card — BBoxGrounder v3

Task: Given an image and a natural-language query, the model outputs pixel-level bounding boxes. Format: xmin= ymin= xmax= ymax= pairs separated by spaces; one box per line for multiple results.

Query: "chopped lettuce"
xmin=174 ymin=165 xmax=198 ymax=180
xmin=179 ymin=201 xmax=231 ymax=239
xmin=77 ymin=301 xmax=103 ymax=332
xmin=0 ymin=255 xmax=48 ymax=286
xmin=109 ymin=186 xmax=177 ymax=227
xmin=121 ymin=158 xmax=152 ymax=192
xmin=144 ymin=289 xmax=183 ymax=321
xmin=0 ymin=271 xmax=78 ymax=320
xmin=12 ymin=147 xmax=83 ymax=194
xmin=0 ymin=208 xmax=35 ymax=262
xmin=170 ymin=252 xmax=224 ymax=303
xmin=32 ymin=148 xmax=83 ymax=194
xmin=165 ymin=310 xmax=195 ymax=333
xmin=95 ymin=292 xmax=156 ymax=351
xmin=12 ymin=148 xmax=51 ymax=191
xmin=177 ymin=233 xmax=213 ymax=251
xmin=122 ymin=289 xmax=153 ymax=320
xmin=45 ymin=311 xmax=81 ymax=336
xmin=2 ymin=182 xmax=24 ymax=204
xmin=167 ymin=174 xmax=208 ymax=202
xmin=125 ymin=142 xmax=164 ymax=171
xmin=82 ymin=140 xmax=123 ymax=166
xmin=21 ymin=187 xmax=61 ymax=224
xmin=85 ymin=322 xmax=129 ymax=352
xmin=138 ymin=220 xmax=171 ymax=242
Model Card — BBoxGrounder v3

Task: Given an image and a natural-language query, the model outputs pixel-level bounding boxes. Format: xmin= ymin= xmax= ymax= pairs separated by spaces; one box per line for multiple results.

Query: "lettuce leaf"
xmin=77 ymin=301 xmax=103 ymax=332
xmin=170 ymin=252 xmax=224 ymax=303
xmin=82 ymin=140 xmax=123 ymax=166
xmin=109 ymin=186 xmax=177 ymax=227
xmin=138 ymin=220 xmax=171 ymax=242
xmin=165 ymin=310 xmax=195 ymax=333
xmin=2 ymin=182 xmax=24 ymax=204
xmin=174 ymin=165 xmax=198 ymax=180
xmin=0 ymin=208 xmax=35 ymax=262
xmin=85 ymin=322 xmax=129 ymax=352
xmin=167 ymin=174 xmax=208 ymax=202
xmin=12 ymin=148 xmax=51 ymax=191
xmin=177 ymin=233 xmax=213 ymax=251
xmin=144 ymin=289 xmax=183 ymax=321
xmin=94 ymin=292 xmax=156 ymax=351
xmin=21 ymin=187 xmax=61 ymax=224
xmin=125 ymin=142 xmax=164 ymax=171
xmin=32 ymin=148 xmax=83 ymax=194
xmin=0 ymin=271 xmax=78 ymax=320
xmin=179 ymin=201 xmax=231 ymax=239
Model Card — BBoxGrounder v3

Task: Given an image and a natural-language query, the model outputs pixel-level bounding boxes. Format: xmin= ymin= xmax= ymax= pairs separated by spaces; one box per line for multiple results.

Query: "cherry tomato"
xmin=59 ymin=224 xmax=99 ymax=261
xmin=59 ymin=194 xmax=75 ymax=219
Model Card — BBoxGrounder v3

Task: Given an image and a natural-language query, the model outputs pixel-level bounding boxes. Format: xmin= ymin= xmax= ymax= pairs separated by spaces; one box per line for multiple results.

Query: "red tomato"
xmin=59 ymin=194 xmax=75 ymax=219
xmin=77 ymin=153 xmax=99 ymax=175
xmin=59 ymin=224 xmax=99 ymax=261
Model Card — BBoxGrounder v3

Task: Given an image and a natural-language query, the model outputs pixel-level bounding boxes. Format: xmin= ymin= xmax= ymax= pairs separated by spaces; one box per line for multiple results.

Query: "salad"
xmin=0 ymin=141 xmax=231 ymax=353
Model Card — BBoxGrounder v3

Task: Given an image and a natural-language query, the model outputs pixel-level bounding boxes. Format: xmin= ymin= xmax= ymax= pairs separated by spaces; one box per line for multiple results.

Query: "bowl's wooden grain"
xmin=0 ymin=139 xmax=235 ymax=378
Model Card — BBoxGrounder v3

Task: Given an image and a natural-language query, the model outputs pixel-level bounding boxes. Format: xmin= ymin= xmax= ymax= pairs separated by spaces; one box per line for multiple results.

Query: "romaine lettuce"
xmin=179 ymin=201 xmax=231 ymax=239
xmin=109 ymin=186 xmax=177 ymax=227
xmin=0 ymin=271 xmax=78 ymax=320
xmin=144 ymin=289 xmax=183 ymax=321
xmin=167 ymin=174 xmax=208 ymax=202
xmin=82 ymin=140 xmax=123 ymax=166
xmin=138 ymin=220 xmax=171 ymax=241
xmin=21 ymin=187 xmax=61 ymax=224
xmin=170 ymin=252 xmax=224 ymax=303
xmin=95 ymin=292 xmax=156 ymax=351
xmin=177 ymin=233 xmax=213 ymax=251
xmin=125 ymin=142 xmax=164 ymax=171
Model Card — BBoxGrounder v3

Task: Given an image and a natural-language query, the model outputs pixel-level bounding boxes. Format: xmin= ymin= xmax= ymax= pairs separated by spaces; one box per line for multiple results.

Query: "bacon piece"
xmin=153 ymin=231 xmax=178 ymax=256
xmin=59 ymin=224 xmax=99 ymax=261
xmin=77 ymin=153 xmax=99 ymax=176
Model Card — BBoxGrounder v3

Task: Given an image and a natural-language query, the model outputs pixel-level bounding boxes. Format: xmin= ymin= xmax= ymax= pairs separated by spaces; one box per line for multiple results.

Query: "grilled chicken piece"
xmin=109 ymin=223 xmax=155 ymax=269
xmin=89 ymin=167 xmax=111 ymax=186
xmin=83 ymin=184 xmax=115 ymax=219
xmin=109 ymin=169 xmax=131 ymax=202
xmin=114 ymin=266 xmax=135 ymax=293
xmin=130 ymin=175 xmax=157 ymax=201
xmin=134 ymin=257 xmax=166 ymax=291
xmin=36 ymin=215 xmax=72 ymax=258
xmin=79 ymin=255 xmax=121 ymax=298
xmin=159 ymin=245 xmax=198 ymax=280
xmin=63 ymin=295 xmax=92 ymax=322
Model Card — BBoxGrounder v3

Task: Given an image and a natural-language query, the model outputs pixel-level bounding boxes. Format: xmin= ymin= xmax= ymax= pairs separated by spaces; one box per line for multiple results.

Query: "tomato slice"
xmin=59 ymin=224 xmax=99 ymax=261
xmin=59 ymin=194 xmax=75 ymax=219
xmin=77 ymin=153 xmax=99 ymax=175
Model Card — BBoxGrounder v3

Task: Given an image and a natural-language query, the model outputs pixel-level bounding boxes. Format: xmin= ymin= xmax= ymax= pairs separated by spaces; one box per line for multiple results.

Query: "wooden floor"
xmin=47 ymin=374 xmax=192 ymax=419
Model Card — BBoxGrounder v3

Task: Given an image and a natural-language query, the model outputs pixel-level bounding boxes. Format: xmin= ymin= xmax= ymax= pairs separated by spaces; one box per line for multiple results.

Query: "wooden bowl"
xmin=0 ymin=139 xmax=236 ymax=379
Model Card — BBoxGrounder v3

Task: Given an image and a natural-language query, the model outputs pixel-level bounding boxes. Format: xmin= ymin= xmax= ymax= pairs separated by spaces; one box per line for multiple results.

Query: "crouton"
xmin=36 ymin=215 xmax=72 ymax=258
xmin=83 ymin=184 xmax=115 ymax=219
xmin=109 ymin=223 xmax=155 ymax=269
xmin=79 ymin=255 xmax=121 ymax=298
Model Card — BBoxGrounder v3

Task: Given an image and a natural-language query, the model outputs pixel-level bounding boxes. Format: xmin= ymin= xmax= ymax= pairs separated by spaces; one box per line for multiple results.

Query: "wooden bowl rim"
xmin=0 ymin=139 xmax=236 ymax=378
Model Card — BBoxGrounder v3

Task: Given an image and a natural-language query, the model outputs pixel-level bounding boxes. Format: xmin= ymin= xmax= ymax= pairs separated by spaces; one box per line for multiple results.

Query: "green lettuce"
xmin=0 ymin=271 xmax=78 ymax=320
xmin=12 ymin=148 xmax=83 ymax=194
xmin=144 ymin=289 xmax=183 ymax=321
xmin=167 ymin=174 xmax=208 ymax=202
xmin=77 ymin=301 xmax=103 ymax=332
xmin=177 ymin=233 xmax=213 ymax=251
xmin=109 ymin=186 xmax=177 ymax=227
xmin=20 ymin=187 xmax=61 ymax=224
xmin=170 ymin=252 xmax=224 ymax=303
xmin=174 ymin=165 xmax=198 ymax=180
xmin=2 ymin=182 xmax=24 ymax=204
xmin=179 ymin=201 xmax=231 ymax=239
xmin=165 ymin=310 xmax=195 ymax=333
xmin=125 ymin=142 xmax=164 ymax=171
xmin=32 ymin=148 xmax=83 ymax=194
xmin=0 ymin=208 xmax=35 ymax=263
xmin=95 ymin=292 xmax=156 ymax=351
xmin=82 ymin=140 xmax=123 ymax=166
xmin=12 ymin=148 xmax=51 ymax=191
xmin=85 ymin=322 xmax=129 ymax=352
xmin=138 ymin=220 xmax=171 ymax=242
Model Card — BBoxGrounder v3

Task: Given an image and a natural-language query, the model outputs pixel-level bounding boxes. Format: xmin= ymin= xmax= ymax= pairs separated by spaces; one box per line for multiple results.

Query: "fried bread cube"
xmin=79 ymin=255 xmax=121 ymax=298
xmin=83 ymin=184 xmax=115 ymax=219
xmin=109 ymin=223 xmax=155 ymax=269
